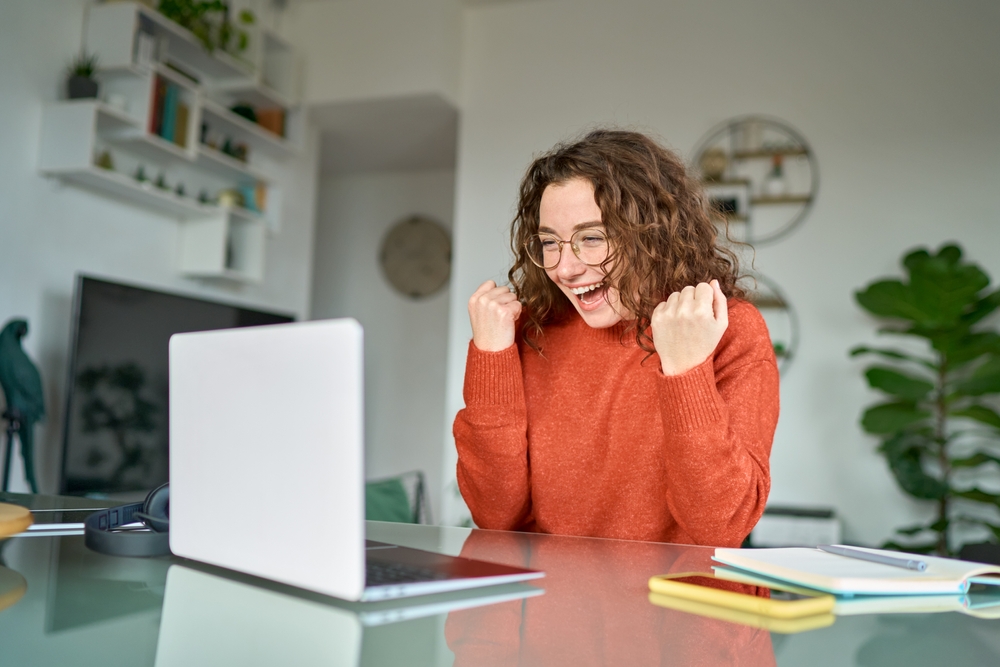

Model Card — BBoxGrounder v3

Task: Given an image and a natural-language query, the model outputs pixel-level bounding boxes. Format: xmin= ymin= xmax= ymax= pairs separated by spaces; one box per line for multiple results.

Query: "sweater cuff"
xmin=657 ymin=357 xmax=725 ymax=431
xmin=463 ymin=340 xmax=525 ymax=406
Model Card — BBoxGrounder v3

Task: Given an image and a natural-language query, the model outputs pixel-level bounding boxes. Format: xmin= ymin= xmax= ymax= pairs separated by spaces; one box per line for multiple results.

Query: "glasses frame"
xmin=524 ymin=228 xmax=611 ymax=271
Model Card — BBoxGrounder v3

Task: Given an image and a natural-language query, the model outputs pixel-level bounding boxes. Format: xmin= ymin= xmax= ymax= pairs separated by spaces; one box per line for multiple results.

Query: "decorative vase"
xmin=67 ymin=75 xmax=98 ymax=99
xmin=762 ymin=154 xmax=789 ymax=197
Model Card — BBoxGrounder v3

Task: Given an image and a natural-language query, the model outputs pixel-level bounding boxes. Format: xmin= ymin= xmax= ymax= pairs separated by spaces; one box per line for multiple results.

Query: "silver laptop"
xmin=168 ymin=318 xmax=542 ymax=601
xmin=155 ymin=564 xmax=543 ymax=667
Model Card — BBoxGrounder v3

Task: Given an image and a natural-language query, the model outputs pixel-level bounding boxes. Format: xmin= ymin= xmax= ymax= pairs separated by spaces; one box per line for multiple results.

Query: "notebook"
xmin=711 ymin=562 xmax=1000 ymax=618
xmin=713 ymin=546 xmax=1000 ymax=596
xmin=168 ymin=318 xmax=543 ymax=601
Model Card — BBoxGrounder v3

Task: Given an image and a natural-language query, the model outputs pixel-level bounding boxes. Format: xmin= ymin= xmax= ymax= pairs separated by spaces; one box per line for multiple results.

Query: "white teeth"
xmin=569 ymin=282 xmax=603 ymax=295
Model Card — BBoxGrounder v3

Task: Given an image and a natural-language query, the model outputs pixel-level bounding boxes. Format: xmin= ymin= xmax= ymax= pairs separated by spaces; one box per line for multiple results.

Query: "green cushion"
xmin=364 ymin=478 xmax=414 ymax=523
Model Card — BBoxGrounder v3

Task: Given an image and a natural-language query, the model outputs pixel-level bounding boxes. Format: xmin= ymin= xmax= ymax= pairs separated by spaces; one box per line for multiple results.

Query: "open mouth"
xmin=569 ymin=281 xmax=608 ymax=307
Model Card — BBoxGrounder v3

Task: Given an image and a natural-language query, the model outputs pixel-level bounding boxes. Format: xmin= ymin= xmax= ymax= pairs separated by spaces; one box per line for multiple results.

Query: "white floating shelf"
xmin=46 ymin=166 xmax=219 ymax=218
xmin=87 ymin=2 xmax=254 ymax=81
xmin=196 ymin=145 xmax=270 ymax=185
xmin=201 ymin=98 xmax=295 ymax=157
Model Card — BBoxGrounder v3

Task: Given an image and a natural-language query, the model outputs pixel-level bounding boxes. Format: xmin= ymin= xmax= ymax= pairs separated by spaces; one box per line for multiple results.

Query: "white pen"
xmin=818 ymin=545 xmax=928 ymax=572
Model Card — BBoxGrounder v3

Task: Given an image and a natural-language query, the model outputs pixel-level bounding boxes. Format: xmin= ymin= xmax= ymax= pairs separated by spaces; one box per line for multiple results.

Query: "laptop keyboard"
xmin=366 ymin=560 xmax=452 ymax=586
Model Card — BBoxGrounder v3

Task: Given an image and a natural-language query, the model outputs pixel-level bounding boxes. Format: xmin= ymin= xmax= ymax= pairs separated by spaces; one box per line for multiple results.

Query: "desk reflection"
xmin=445 ymin=530 xmax=776 ymax=667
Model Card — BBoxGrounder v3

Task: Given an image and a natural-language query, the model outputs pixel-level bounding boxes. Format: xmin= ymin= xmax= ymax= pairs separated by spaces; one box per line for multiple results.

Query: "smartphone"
xmin=648 ymin=570 xmax=835 ymax=620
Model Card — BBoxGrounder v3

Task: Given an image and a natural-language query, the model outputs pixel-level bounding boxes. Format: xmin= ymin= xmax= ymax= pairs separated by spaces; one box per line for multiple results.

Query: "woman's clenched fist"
xmin=651 ymin=280 xmax=729 ymax=376
xmin=468 ymin=280 xmax=522 ymax=352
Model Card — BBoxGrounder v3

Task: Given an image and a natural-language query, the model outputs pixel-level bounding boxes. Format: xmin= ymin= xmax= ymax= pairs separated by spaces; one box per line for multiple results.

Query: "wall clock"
xmin=379 ymin=216 xmax=452 ymax=299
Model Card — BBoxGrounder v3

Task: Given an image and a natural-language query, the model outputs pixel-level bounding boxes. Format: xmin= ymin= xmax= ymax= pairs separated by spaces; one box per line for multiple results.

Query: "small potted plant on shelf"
xmin=66 ymin=52 xmax=99 ymax=99
xmin=156 ymin=1 xmax=256 ymax=57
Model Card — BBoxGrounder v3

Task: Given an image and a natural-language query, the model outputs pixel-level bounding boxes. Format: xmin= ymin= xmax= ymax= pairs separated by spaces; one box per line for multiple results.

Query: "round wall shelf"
xmin=745 ymin=273 xmax=799 ymax=376
xmin=693 ymin=115 xmax=819 ymax=245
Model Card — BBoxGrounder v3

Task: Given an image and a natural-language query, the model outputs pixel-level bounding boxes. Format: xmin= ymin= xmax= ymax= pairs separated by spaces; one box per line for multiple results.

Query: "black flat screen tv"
xmin=60 ymin=275 xmax=294 ymax=495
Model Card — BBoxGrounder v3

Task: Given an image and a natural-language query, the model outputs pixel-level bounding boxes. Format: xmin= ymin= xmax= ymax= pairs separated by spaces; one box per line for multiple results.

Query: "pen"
xmin=818 ymin=545 xmax=927 ymax=572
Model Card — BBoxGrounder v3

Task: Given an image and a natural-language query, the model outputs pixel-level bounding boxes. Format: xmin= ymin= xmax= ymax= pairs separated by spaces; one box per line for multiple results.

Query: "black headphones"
xmin=84 ymin=483 xmax=170 ymax=557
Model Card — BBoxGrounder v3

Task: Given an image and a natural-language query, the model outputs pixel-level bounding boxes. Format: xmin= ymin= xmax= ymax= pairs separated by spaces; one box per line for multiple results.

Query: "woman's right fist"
xmin=468 ymin=280 xmax=522 ymax=352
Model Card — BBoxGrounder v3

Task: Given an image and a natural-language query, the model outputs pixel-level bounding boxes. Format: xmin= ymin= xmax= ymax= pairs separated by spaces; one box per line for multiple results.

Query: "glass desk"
xmin=1 ymin=492 xmax=999 ymax=666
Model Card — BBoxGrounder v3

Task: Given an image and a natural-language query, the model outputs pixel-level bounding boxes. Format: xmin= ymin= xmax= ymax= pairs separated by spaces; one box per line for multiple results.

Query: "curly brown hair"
xmin=509 ymin=129 xmax=746 ymax=352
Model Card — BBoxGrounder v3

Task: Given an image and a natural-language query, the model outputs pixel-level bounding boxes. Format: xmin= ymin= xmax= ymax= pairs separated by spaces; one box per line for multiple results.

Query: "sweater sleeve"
xmin=655 ymin=302 xmax=779 ymax=547
xmin=453 ymin=341 xmax=533 ymax=530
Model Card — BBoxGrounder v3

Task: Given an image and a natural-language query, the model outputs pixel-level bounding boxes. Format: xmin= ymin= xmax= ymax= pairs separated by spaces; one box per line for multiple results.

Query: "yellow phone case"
xmin=647 ymin=571 xmax=836 ymax=620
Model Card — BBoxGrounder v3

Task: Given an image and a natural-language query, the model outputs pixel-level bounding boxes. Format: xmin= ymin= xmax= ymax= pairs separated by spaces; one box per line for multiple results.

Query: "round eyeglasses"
xmin=525 ymin=228 xmax=610 ymax=270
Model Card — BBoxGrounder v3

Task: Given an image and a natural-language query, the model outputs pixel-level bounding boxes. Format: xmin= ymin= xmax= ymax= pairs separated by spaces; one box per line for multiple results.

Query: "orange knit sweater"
xmin=454 ymin=299 xmax=779 ymax=547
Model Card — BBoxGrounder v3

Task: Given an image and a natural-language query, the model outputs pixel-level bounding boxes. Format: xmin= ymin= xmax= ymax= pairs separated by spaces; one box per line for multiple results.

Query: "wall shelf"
xmin=693 ymin=115 xmax=819 ymax=245
xmin=46 ymin=166 xmax=218 ymax=218
xmin=196 ymin=145 xmax=270 ymax=185
xmin=86 ymin=1 xmax=254 ymax=81
xmin=732 ymin=147 xmax=810 ymax=160
xmin=750 ymin=195 xmax=814 ymax=206
xmin=201 ymin=98 xmax=296 ymax=157
xmin=38 ymin=3 xmax=303 ymax=283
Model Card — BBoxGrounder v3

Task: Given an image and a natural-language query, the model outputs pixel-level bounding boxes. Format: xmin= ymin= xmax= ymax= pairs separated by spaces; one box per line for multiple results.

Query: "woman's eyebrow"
xmin=537 ymin=222 xmax=604 ymax=234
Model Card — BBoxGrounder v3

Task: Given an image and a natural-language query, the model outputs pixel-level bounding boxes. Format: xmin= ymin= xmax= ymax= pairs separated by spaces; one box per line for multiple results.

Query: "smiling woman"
xmin=455 ymin=129 xmax=780 ymax=547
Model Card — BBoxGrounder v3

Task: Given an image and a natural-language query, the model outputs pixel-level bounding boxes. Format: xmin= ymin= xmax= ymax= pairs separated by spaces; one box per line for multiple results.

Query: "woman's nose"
xmin=555 ymin=244 xmax=585 ymax=278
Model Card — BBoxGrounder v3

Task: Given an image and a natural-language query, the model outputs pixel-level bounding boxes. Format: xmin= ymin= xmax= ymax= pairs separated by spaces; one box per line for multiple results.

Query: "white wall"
xmin=442 ymin=0 xmax=1000 ymax=544
xmin=311 ymin=169 xmax=455 ymax=521
xmin=279 ymin=0 xmax=462 ymax=107
xmin=0 ymin=0 xmax=320 ymax=493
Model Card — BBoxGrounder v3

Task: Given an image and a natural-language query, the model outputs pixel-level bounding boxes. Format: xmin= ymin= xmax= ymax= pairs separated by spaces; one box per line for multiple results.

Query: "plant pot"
xmin=67 ymin=75 xmax=98 ymax=100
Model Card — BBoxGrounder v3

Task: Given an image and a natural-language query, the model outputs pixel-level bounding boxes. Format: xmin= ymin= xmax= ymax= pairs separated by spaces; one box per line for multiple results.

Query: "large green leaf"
xmin=861 ymin=401 xmax=932 ymax=434
xmin=940 ymin=332 xmax=1000 ymax=367
xmin=949 ymin=405 xmax=1000 ymax=429
xmin=895 ymin=523 xmax=930 ymax=536
xmin=878 ymin=433 xmax=949 ymax=499
xmin=881 ymin=540 xmax=939 ymax=554
xmin=953 ymin=487 xmax=1000 ymax=506
xmin=904 ymin=245 xmax=990 ymax=327
xmin=962 ymin=289 xmax=1000 ymax=326
xmin=849 ymin=345 xmax=936 ymax=369
xmin=864 ymin=366 xmax=934 ymax=400
xmin=951 ymin=450 xmax=1000 ymax=468
xmin=954 ymin=357 xmax=1000 ymax=396
xmin=855 ymin=280 xmax=925 ymax=322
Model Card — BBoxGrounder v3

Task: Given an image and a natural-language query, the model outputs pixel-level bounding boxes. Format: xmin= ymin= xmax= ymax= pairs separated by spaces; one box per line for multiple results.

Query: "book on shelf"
xmin=149 ymin=75 xmax=167 ymax=135
xmin=174 ymin=102 xmax=189 ymax=148
xmin=255 ymin=108 xmax=285 ymax=138
xmin=712 ymin=546 xmax=1000 ymax=597
xmin=160 ymin=83 xmax=178 ymax=143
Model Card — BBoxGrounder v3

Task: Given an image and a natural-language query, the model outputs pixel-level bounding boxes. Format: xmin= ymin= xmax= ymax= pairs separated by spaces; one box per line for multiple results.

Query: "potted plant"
xmin=852 ymin=244 xmax=1000 ymax=558
xmin=157 ymin=1 xmax=255 ymax=56
xmin=66 ymin=52 xmax=99 ymax=99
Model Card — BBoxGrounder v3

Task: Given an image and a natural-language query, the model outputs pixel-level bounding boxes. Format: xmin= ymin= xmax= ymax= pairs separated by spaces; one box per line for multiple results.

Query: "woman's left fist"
xmin=651 ymin=280 xmax=728 ymax=376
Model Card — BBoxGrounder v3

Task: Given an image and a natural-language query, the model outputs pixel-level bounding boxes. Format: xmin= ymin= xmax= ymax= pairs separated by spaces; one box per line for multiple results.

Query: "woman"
xmin=454 ymin=129 xmax=779 ymax=547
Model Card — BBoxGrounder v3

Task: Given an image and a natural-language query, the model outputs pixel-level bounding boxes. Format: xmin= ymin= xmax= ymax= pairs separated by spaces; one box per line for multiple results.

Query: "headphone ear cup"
xmin=142 ymin=483 xmax=170 ymax=533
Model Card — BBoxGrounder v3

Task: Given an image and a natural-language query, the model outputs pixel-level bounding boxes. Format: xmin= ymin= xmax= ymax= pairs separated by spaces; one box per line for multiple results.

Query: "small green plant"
xmin=68 ymin=52 xmax=98 ymax=78
xmin=157 ymin=1 xmax=255 ymax=54
xmin=852 ymin=244 xmax=1000 ymax=556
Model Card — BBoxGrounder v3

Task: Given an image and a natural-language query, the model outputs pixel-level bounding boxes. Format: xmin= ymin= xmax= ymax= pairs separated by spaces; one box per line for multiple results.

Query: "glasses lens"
xmin=526 ymin=234 xmax=562 ymax=269
xmin=572 ymin=229 xmax=609 ymax=266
